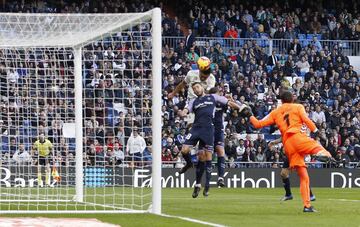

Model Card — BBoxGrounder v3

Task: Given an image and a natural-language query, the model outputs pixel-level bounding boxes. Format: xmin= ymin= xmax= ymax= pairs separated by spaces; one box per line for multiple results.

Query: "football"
xmin=197 ymin=56 xmax=211 ymax=71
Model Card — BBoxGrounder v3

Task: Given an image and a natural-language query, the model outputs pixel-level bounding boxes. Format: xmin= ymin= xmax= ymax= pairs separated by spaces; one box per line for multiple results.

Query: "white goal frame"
xmin=0 ymin=8 xmax=162 ymax=214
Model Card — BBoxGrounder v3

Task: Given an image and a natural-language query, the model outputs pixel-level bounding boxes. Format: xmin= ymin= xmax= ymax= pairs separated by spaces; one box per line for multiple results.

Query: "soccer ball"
xmin=197 ymin=56 xmax=211 ymax=71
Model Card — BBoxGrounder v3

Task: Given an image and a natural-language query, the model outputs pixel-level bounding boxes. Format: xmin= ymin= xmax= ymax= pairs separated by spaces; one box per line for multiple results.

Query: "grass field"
xmin=1 ymin=188 xmax=360 ymax=227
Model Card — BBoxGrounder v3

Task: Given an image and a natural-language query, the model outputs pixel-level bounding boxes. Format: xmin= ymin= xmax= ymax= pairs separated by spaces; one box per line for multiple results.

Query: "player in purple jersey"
xmin=178 ymin=82 xmax=245 ymax=197
xmin=208 ymin=87 xmax=246 ymax=187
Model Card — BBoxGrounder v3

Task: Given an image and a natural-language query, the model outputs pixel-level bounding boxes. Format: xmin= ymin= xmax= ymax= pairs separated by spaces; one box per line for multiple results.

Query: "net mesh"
xmin=0 ymin=12 xmax=155 ymax=212
xmin=0 ymin=13 xmax=151 ymax=47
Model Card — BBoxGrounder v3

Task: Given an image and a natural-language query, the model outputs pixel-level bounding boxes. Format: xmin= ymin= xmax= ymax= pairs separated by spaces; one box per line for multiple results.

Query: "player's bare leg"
xmin=215 ymin=146 xmax=225 ymax=187
xmin=179 ymin=145 xmax=193 ymax=174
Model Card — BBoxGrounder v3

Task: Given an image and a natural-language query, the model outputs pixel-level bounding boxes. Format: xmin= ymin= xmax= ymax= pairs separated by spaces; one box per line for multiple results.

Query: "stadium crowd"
xmin=171 ymin=0 xmax=360 ymax=40
xmin=0 ymin=0 xmax=359 ymax=168
xmin=161 ymin=35 xmax=360 ymax=167
xmin=2 ymin=0 xmax=360 ymax=40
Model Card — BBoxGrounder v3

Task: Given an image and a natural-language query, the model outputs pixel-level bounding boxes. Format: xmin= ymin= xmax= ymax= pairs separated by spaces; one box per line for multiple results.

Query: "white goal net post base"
xmin=0 ymin=8 xmax=162 ymax=214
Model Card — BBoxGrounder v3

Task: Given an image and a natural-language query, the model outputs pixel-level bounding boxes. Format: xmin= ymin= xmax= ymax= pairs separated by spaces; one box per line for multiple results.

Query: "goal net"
xmin=0 ymin=9 xmax=162 ymax=214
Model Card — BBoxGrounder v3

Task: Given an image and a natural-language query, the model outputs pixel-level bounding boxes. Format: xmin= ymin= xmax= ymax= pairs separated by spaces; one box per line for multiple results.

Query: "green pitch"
xmin=1 ymin=188 xmax=360 ymax=227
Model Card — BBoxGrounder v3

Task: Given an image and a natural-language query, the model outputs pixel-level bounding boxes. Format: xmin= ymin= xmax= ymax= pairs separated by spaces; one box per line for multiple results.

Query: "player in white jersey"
xmin=168 ymin=57 xmax=220 ymax=188
xmin=168 ymin=56 xmax=215 ymax=125
xmin=168 ymin=56 xmax=216 ymax=101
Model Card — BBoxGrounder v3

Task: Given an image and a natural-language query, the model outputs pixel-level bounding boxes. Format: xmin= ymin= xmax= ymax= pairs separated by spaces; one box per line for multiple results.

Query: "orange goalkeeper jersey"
xmin=250 ymin=103 xmax=316 ymax=141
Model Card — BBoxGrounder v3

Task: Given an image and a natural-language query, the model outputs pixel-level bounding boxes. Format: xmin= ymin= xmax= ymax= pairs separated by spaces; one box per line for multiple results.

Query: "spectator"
xmin=310 ymin=16 xmax=321 ymax=34
xmin=225 ymin=141 xmax=237 ymax=160
xmin=185 ymin=29 xmax=195 ymax=51
xmin=273 ymin=27 xmax=286 ymax=39
xmin=235 ymin=140 xmax=246 ymax=163
xmin=215 ymin=14 xmax=227 ymax=37
xmin=245 ymin=27 xmax=259 ymax=39
xmin=186 ymin=46 xmax=200 ymax=64
xmin=242 ymin=147 xmax=255 ymax=162
xmin=296 ymin=56 xmax=310 ymax=73
xmin=311 ymin=36 xmax=322 ymax=51
xmin=255 ymin=146 xmax=266 ymax=162
xmin=311 ymin=105 xmax=326 ymax=125
xmin=113 ymin=142 xmax=124 ymax=165
xmin=267 ymin=51 xmax=278 ymax=66
xmin=224 ymin=25 xmax=238 ymax=39
xmin=243 ymin=9 xmax=253 ymax=25
xmin=254 ymin=134 xmax=267 ymax=151
xmin=13 ymin=144 xmax=32 ymax=164
xmin=288 ymin=38 xmax=302 ymax=55
xmin=348 ymin=148 xmax=359 ymax=163
xmin=126 ymin=127 xmax=146 ymax=167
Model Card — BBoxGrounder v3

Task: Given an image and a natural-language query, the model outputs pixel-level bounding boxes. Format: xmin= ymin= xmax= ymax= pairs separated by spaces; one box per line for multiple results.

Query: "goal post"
xmin=0 ymin=8 xmax=162 ymax=214
xmin=150 ymin=7 xmax=162 ymax=215
xmin=74 ymin=46 xmax=83 ymax=203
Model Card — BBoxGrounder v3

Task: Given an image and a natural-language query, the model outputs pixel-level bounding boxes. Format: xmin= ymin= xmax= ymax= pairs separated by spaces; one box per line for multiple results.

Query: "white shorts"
xmin=186 ymin=112 xmax=195 ymax=124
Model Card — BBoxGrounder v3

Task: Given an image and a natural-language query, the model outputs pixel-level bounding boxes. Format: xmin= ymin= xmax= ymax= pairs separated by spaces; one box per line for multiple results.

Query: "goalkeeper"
xmin=32 ymin=133 xmax=54 ymax=187
xmin=268 ymin=137 xmax=316 ymax=202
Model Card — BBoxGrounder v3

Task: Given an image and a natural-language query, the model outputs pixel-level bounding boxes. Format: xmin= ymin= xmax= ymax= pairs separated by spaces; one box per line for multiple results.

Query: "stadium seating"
xmin=0 ymin=0 xmax=359 ymax=168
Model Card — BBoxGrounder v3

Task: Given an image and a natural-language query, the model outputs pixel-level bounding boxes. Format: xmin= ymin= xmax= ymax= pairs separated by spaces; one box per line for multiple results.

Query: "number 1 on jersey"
xmin=284 ymin=113 xmax=290 ymax=126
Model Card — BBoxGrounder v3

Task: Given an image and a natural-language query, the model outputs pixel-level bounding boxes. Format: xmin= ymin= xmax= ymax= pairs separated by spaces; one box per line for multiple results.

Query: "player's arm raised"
xmin=227 ymin=100 xmax=247 ymax=112
xmin=298 ymin=105 xmax=317 ymax=133
xmin=178 ymin=98 xmax=194 ymax=117
xmin=249 ymin=112 xmax=275 ymax=129
xmin=168 ymin=80 xmax=186 ymax=99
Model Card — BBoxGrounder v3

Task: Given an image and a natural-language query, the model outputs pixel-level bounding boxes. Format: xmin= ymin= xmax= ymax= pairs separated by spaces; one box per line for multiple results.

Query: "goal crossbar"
xmin=0 ymin=12 xmax=153 ymax=48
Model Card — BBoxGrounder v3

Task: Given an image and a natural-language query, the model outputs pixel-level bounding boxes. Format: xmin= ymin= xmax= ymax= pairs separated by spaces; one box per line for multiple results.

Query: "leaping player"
xmin=169 ymin=57 xmax=230 ymax=184
xmin=243 ymin=90 xmax=333 ymax=212
xmin=268 ymin=137 xmax=316 ymax=202
xmin=178 ymin=82 xmax=244 ymax=197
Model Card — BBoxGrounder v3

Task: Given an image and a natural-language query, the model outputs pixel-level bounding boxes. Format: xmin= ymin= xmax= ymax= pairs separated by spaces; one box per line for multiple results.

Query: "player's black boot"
xmin=303 ymin=206 xmax=317 ymax=212
xmin=310 ymin=195 xmax=316 ymax=201
xmin=203 ymin=186 xmax=209 ymax=197
xmin=179 ymin=163 xmax=193 ymax=174
xmin=179 ymin=152 xmax=193 ymax=174
xmin=281 ymin=194 xmax=293 ymax=201
xmin=192 ymin=185 xmax=201 ymax=198
xmin=217 ymin=177 xmax=225 ymax=187
xmin=314 ymin=155 xmax=339 ymax=164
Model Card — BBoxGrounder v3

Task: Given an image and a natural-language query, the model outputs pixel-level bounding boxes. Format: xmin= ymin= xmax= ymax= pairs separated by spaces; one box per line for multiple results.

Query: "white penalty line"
xmin=161 ymin=213 xmax=226 ymax=227
xmin=328 ymin=199 xmax=360 ymax=202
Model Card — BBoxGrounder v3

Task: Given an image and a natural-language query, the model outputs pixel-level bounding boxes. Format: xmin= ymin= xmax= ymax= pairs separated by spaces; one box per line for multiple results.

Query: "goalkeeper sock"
xmin=37 ymin=172 xmax=42 ymax=185
xmin=297 ymin=166 xmax=311 ymax=208
xmin=205 ymin=160 xmax=212 ymax=188
xmin=282 ymin=177 xmax=292 ymax=196
xmin=195 ymin=161 xmax=205 ymax=184
xmin=217 ymin=156 xmax=225 ymax=178
xmin=45 ymin=171 xmax=50 ymax=185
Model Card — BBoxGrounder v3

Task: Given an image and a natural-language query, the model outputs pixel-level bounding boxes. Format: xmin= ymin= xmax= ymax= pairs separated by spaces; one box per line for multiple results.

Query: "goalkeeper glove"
xmin=239 ymin=105 xmax=254 ymax=118
xmin=312 ymin=128 xmax=320 ymax=138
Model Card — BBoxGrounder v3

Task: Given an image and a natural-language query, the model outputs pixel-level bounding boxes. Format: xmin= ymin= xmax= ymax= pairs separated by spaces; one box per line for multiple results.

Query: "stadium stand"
xmin=0 ymin=0 xmax=359 ymax=168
